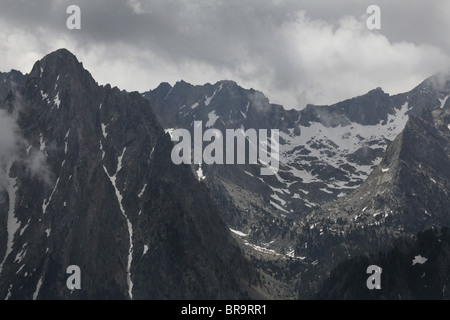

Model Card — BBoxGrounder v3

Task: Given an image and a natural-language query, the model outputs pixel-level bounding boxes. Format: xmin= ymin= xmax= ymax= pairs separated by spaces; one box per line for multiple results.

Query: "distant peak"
xmin=216 ymin=80 xmax=237 ymax=87
xmin=9 ymin=69 xmax=24 ymax=75
xmin=156 ymin=82 xmax=172 ymax=90
xmin=173 ymin=80 xmax=194 ymax=89
xmin=420 ymin=72 xmax=450 ymax=92
xmin=368 ymin=87 xmax=386 ymax=94
xmin=29 ymin=48 xmax=87 ymax=81
xmin=40 ymin=48 xmax=80 ymax=66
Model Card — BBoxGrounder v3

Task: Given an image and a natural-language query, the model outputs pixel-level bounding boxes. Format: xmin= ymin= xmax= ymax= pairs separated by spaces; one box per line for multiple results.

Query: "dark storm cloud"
xmin=0 ymin=0 xmax=449 ymax=108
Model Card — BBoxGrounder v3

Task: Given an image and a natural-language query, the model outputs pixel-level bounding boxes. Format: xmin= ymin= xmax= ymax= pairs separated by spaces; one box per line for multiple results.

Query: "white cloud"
xmin=127 ymin=0 xmax=145 ymax=15
xmin=0 ymin=94 xmax=53 ymax=192
xmin=0 ymin=109 xmax=19 ymax=193
xmin=0 ymin=0 xmax=449 ymax=110
xmin=265 ymin=12 xmax=450 ymax=107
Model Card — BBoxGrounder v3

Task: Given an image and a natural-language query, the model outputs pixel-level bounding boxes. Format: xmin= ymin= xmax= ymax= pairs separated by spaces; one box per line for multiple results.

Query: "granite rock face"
xmin=294 ymin=106 xmax=450 ymax=297
xmin=0 ymin=49 xmax=254 ymax=300
xmin=2 ymin=48 xmax=450 ymax=300
xmin=145 ymin=70 xmax=450 ymax=298
xmin=145 ymin=72 xmax=450 ymax=257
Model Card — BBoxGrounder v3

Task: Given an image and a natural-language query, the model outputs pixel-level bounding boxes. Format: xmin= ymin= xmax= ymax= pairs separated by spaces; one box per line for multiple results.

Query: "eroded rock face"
xmin=293 ymin=106 xmax=450 ymax=297
xmin=145 ymin=72 xmax=450 ymax=253
xmin=0 ymin=49 xmax=254 ymax=300
xmin=2 ymin=48 xmax=450 ymax=300
xmin=146 ymin=71 xmax=450 ymax=299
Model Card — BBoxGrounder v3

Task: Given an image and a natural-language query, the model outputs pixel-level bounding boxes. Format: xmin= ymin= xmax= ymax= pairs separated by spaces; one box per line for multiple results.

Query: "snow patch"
xmin=244 ymin=171 xmax=254 ymax=177
xmin=0 ymin=163 xmax=21 ymax=276
xmin=270 ymin=201 xmax=288 ymax=213
xmin=164 ymin=87 xmax=173 ymax=100
xmin=103 ymin=147 xmax=134 ymax=299
xmin=117 ymin=147 xmax=126 ymax=173
xmin=101 ymin=123 xmax=108 ymax=138
xmin=40 ymin=90 xmax=48 ymax=101
xmin=138 ymin=183 xmax=147 ymax=198
xmin=14 ymin=245 xmax=27 ymax=264
xmin=164 ymin=128 xmax=175 ymax=138
xmin=39 ymin=134 xmax=46 ymax=153
xmin=205 ymin=111 xmax=219 ymax=128
xmin=229 ymin=228 xmax=249 ymax=237
xmin=33 ymin=277 xmax=44 ymax=300
xmin=64 ymin=129 xmax=70 ymax=154
xmin=42 ymin=177 xmax=60 ymax=214
xmin=277 ymin=102 xmax=410 ymax=204
xmin=150 ymin=147 xmax=155 ymax=160
xmin=53 ymin=92 xmax=61 ymax=109
xmin=5 ymin=284 xmax=12 ymax=300
xmin=20 ymin=219 xmax=30 ymax=237
xmin=16 ymin=264 xmax=25 ymax=275
xmin=439 ymin=95 xmax=449 ymax=108
xmin=382 ymin=168 xmax=389 ymax=173
xmin=270 ymin=193 xmax=286 ymax=206
xmin=412 ymin=255 xmax=428 ymax=265
xmin=205 ymin=84 xmax=223 ymax=106
xmin=191 ymin=102 xmax=199 ymax=109
xmin=196 ymin=164 xmax=206 ymax=182
xmin=99 ymin=140 xmax=105 ymax=160
xmin=244 ymin=241 xmax=282 ymax=256
xmin=143 ymin=245 xmax=149 ymax=256
xmin=204 ymin=93 xmax=215 ymax=106
xmin=286 ymin=249 xmax=295 ymax=258
xmin=268 ymin=185 xmax=285 ymax=194
xmin=320 ymin=188 xmax=333 ymax=194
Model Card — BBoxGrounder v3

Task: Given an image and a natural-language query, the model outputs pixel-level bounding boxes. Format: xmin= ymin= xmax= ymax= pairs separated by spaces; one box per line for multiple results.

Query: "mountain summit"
xmin=0 ymin=49 xmax=255 ymax=300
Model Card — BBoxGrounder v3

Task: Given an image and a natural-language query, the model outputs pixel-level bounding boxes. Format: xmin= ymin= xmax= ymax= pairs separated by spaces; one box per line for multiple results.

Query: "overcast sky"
xmin=1 ymin=0 xmax=449 ymax=109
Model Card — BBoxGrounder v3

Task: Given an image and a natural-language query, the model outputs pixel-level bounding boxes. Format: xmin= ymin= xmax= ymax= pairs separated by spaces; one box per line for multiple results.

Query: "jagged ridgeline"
xmin=1 ymin=48 xmax=450 ymax=300
xmin=145 ymin=73 xmax=450 ymax=253
xmin=0 ymin=49 xmax=256 ymax=300
xmin=145 ymin=67 xmax=450 ymax=299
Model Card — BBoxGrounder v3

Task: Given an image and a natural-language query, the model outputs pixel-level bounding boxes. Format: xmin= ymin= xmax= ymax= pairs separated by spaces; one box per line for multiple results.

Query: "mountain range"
xmin=1 ymin=48 xmax=450 ymax=299
xmin=0 ymin=49 xmax=255 ymax=300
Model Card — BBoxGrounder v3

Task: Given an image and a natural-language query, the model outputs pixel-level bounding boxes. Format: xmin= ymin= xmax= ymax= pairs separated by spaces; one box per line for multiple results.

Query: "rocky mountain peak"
xmin=0 ymin=48 xmax=255 ymax=300
xmin=30 ymin=49 xmax=87 ymax=80
xmin=26 ymin=49 xmax=97 ymax=109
